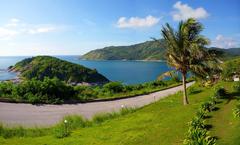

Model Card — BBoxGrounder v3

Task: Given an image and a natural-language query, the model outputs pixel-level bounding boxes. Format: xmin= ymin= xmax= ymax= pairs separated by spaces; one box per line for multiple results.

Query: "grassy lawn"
xmin=0 ymin=82 xmax=239 ymax=145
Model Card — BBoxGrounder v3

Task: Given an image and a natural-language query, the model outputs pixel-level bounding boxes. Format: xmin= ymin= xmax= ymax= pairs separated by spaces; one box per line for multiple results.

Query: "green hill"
xmin=208 ymin=47 xmax=240 ymax=60
xmin=82 ymin=40 xmax=167 ymax=60
xmin=82 ymin=40 xmax=240 ymax=60
xmin=10 ymin=56 xmax=109 ymax=83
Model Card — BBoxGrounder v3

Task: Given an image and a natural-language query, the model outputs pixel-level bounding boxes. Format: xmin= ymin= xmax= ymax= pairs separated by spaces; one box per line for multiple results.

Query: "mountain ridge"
xmin=82 ymin=40 xmax=240 ymax=60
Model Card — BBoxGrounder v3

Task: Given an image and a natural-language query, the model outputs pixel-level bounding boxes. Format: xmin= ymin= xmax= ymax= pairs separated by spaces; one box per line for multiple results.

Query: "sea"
xmin=0 ymin=56 xmax=172 ymax=85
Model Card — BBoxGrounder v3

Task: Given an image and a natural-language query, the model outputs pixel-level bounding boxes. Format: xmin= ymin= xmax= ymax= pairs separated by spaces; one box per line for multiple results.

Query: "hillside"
xmin=10 ymin=56 xmax=109 ymax=83
xmin=209 ymin=47 xmax=240 ymax=60
xmin=82 ymin=40 xmax=166 ymax=60
xmin=82 ymin=40 xmax=240 ymax=60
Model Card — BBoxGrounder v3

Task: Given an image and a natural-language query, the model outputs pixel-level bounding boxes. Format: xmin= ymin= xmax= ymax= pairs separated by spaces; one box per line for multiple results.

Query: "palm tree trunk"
xmin=182 ymin=72 xmax=189 ymax=105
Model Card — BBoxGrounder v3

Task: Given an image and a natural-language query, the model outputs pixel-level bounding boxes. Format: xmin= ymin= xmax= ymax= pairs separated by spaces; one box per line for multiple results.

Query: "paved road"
xmin=0 ymin=82 xmax=194 ymax=127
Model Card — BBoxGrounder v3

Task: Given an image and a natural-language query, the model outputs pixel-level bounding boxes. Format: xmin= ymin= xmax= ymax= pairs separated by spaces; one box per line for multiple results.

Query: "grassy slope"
xmin=0 ymin=82 xmax=239 ymax=145
xmin=207 ymin=82 xmax=240 ymax=145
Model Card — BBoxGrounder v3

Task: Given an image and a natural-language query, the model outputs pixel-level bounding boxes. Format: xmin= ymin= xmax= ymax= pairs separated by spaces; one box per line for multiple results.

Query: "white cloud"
xmin=5 ymin=18 xmax=21 ymax=27
xmin=212 ymin=34 xmax=239 ymax=48
xmin=172 ymin=1 xmax=209 ymax=21
xmin=28 ymin=27 xmax=56 ymax=34
xmin=0 ymin=27 xmax=18 ymax=40
xmin=10 ymin=18 xmax=20 ymax=23
xmin=0 ymin=18 xmax=58 ymax=40
xmin=116 ymin=15 xmax=160 ymax=28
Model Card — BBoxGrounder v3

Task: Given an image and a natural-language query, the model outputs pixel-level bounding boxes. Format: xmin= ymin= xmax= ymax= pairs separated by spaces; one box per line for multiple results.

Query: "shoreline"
xmin=80 ymin=58 xmax=166 ymax=62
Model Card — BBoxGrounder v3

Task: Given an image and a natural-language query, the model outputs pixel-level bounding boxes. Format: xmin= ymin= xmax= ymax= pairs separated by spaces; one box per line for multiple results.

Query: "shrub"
xmin=233 ymin=103 xmax=240 ymax=118
xmin=233 ymin=82 xmax=240 ymax=92
xmin=196 ymin=109 xmax=207 ymax=119
xmin=187 ymin=86 xmax=202 ymax=95
xmin=0 ymin=77 xmax=76 ymax=104
xmin=149 ymin=80 xmax=166 ymax=87
xmin=183 ymin=127 xmax=216 ymax=145
xmin=184 ymin=98 xmax=217 ymax=145
xmin=200 ymin=102 xmax=215 ymax=112
xmin=75 ymin=86 xmax=97 ymax=101
xmin=103 ymin=82 xmax=124 ymax=93
xmin=213 ymin=85 xmax=227 ymax=99
xmin=0 ymin=82 xmax=15 ymax=96
xmin=54 ymin=124 xmax=70 ymax=138
xmin=62 ymin=115 xmax=89 ymax=129
xmin=188 ymin=117 xmax=206 ymax=129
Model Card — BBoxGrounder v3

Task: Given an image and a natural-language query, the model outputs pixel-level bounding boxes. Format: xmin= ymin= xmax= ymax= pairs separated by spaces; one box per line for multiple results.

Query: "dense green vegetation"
xmin=0 ymin=81 xmax=239 ymax=145
xmin=82 ymin=40 xmax=167 ymax=60
xmin=0 ymin=77 xmax=179 ymax=104
xmin=221 ymin=57 xmax=240 ymax=80
xmin=209 ymin=47 xmax=240 ymax=60
xmin=82 ymin=40 xmax=240 ymax=61
xmin=0 ymin=77 xmax=76 ymax=104
xmin=10 ymin=56 xmax=109 ymax=83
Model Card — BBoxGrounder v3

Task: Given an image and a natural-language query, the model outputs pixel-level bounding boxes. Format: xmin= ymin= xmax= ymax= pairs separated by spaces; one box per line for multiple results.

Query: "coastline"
xmin=80 ymin=58 xmax=166 ymax=62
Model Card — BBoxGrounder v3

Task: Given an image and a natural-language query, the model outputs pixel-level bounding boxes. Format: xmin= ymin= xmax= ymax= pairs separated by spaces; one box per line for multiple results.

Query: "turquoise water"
xmin=0 ymin=56 xmax=171 ymax=84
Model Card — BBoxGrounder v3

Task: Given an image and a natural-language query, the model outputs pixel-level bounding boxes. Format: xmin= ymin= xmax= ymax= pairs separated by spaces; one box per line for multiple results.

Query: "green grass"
xmin=207 ymin=82 xmax=240 ymax=145
xmin=0 ymin=82 xmax=239 ymax=145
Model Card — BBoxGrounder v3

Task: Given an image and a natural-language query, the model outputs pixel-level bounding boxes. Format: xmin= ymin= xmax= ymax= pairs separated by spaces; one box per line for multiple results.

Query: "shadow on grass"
xmin=203 ymin=115 xmax=212 ymax=119
xmin=212 ymin=136 xmax=219 ymax=140
xmin=216 ymin=100 xmax=223 ymax=104
xmin=212 ymin=107 xmax=220 ymax=111
xmin=205 ymin=124 xmax=213 ymax=130
xmin=188 ymin=90 xmax=202 ymax=95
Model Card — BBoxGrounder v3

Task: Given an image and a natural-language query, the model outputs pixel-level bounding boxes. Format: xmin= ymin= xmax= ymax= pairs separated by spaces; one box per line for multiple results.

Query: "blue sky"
xmin=0 ymin=0 xmax=239 ymax=56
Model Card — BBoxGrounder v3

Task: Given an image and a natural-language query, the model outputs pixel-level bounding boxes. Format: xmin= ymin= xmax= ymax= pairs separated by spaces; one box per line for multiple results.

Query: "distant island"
xmin=9 ymin=56 xmax=109 ymax=84
xmin=82 ymin=39 xmax=240 ymax=60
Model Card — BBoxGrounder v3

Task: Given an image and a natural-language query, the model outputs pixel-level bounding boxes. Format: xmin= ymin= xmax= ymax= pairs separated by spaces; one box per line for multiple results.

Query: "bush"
xmin=213 ymin=85 xmax=227 ymax=99
xmin=54 ymin=124 xmax=70 ymax=138
xmin=187 ymin=86 xmax=202 ymax=95
xmin=149 ymin=80 xmax=166 ymax=87
xmin=196 ymin=109 xmax=207 ymax=119
xmin=54 ymin=116 xmax=89 ymax=138
xmin=188 ymin=117 xmax=206 ymax=129
xmin=200 ymin=102 xmax=215 ymax=112
xmin=233 ymin=103 xmax=240 ymax=118
xmin=74 ymin=86 xmax=97 ymax=101
xmin=233 ymin=82 xmax=240 ymax=92
xmin=183 ymin=127 xmax=216 ymax=145
xmin=184 ymin=98 xmax=217 ymax=145
xmin=0 ymin=77 xmax=76 ymax=104
xmin=103 ymin=82 xmax=124 ymax=93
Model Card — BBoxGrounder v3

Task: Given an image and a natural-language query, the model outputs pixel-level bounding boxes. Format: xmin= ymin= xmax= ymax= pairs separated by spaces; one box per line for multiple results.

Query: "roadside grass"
xmin=0 ymin=108 xmax=137 ymax=139
xmin=0 ymin=82 xmax=213 ymax=145
xmin=206 ymin=81 xmax=240 ymax=145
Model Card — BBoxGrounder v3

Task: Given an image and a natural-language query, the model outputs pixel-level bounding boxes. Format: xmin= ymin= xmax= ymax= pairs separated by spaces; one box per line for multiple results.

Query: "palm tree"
xmin=160 ymin=18 xmax=219 ymax=105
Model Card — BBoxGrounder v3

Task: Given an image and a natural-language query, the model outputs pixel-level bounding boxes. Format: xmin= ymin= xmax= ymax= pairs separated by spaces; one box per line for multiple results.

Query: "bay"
xmin=0 ymin=56 xmax=171 ymax=84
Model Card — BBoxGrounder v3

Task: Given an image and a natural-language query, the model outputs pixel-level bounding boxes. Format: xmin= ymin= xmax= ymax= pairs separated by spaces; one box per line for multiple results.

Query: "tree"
xmin=160 ymin=18 xmax=220 ymax=105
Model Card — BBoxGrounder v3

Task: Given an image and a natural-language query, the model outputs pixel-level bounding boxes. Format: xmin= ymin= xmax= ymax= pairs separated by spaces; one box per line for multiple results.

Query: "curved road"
xmin=0 ymin=82 xmax=194 ymax=127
